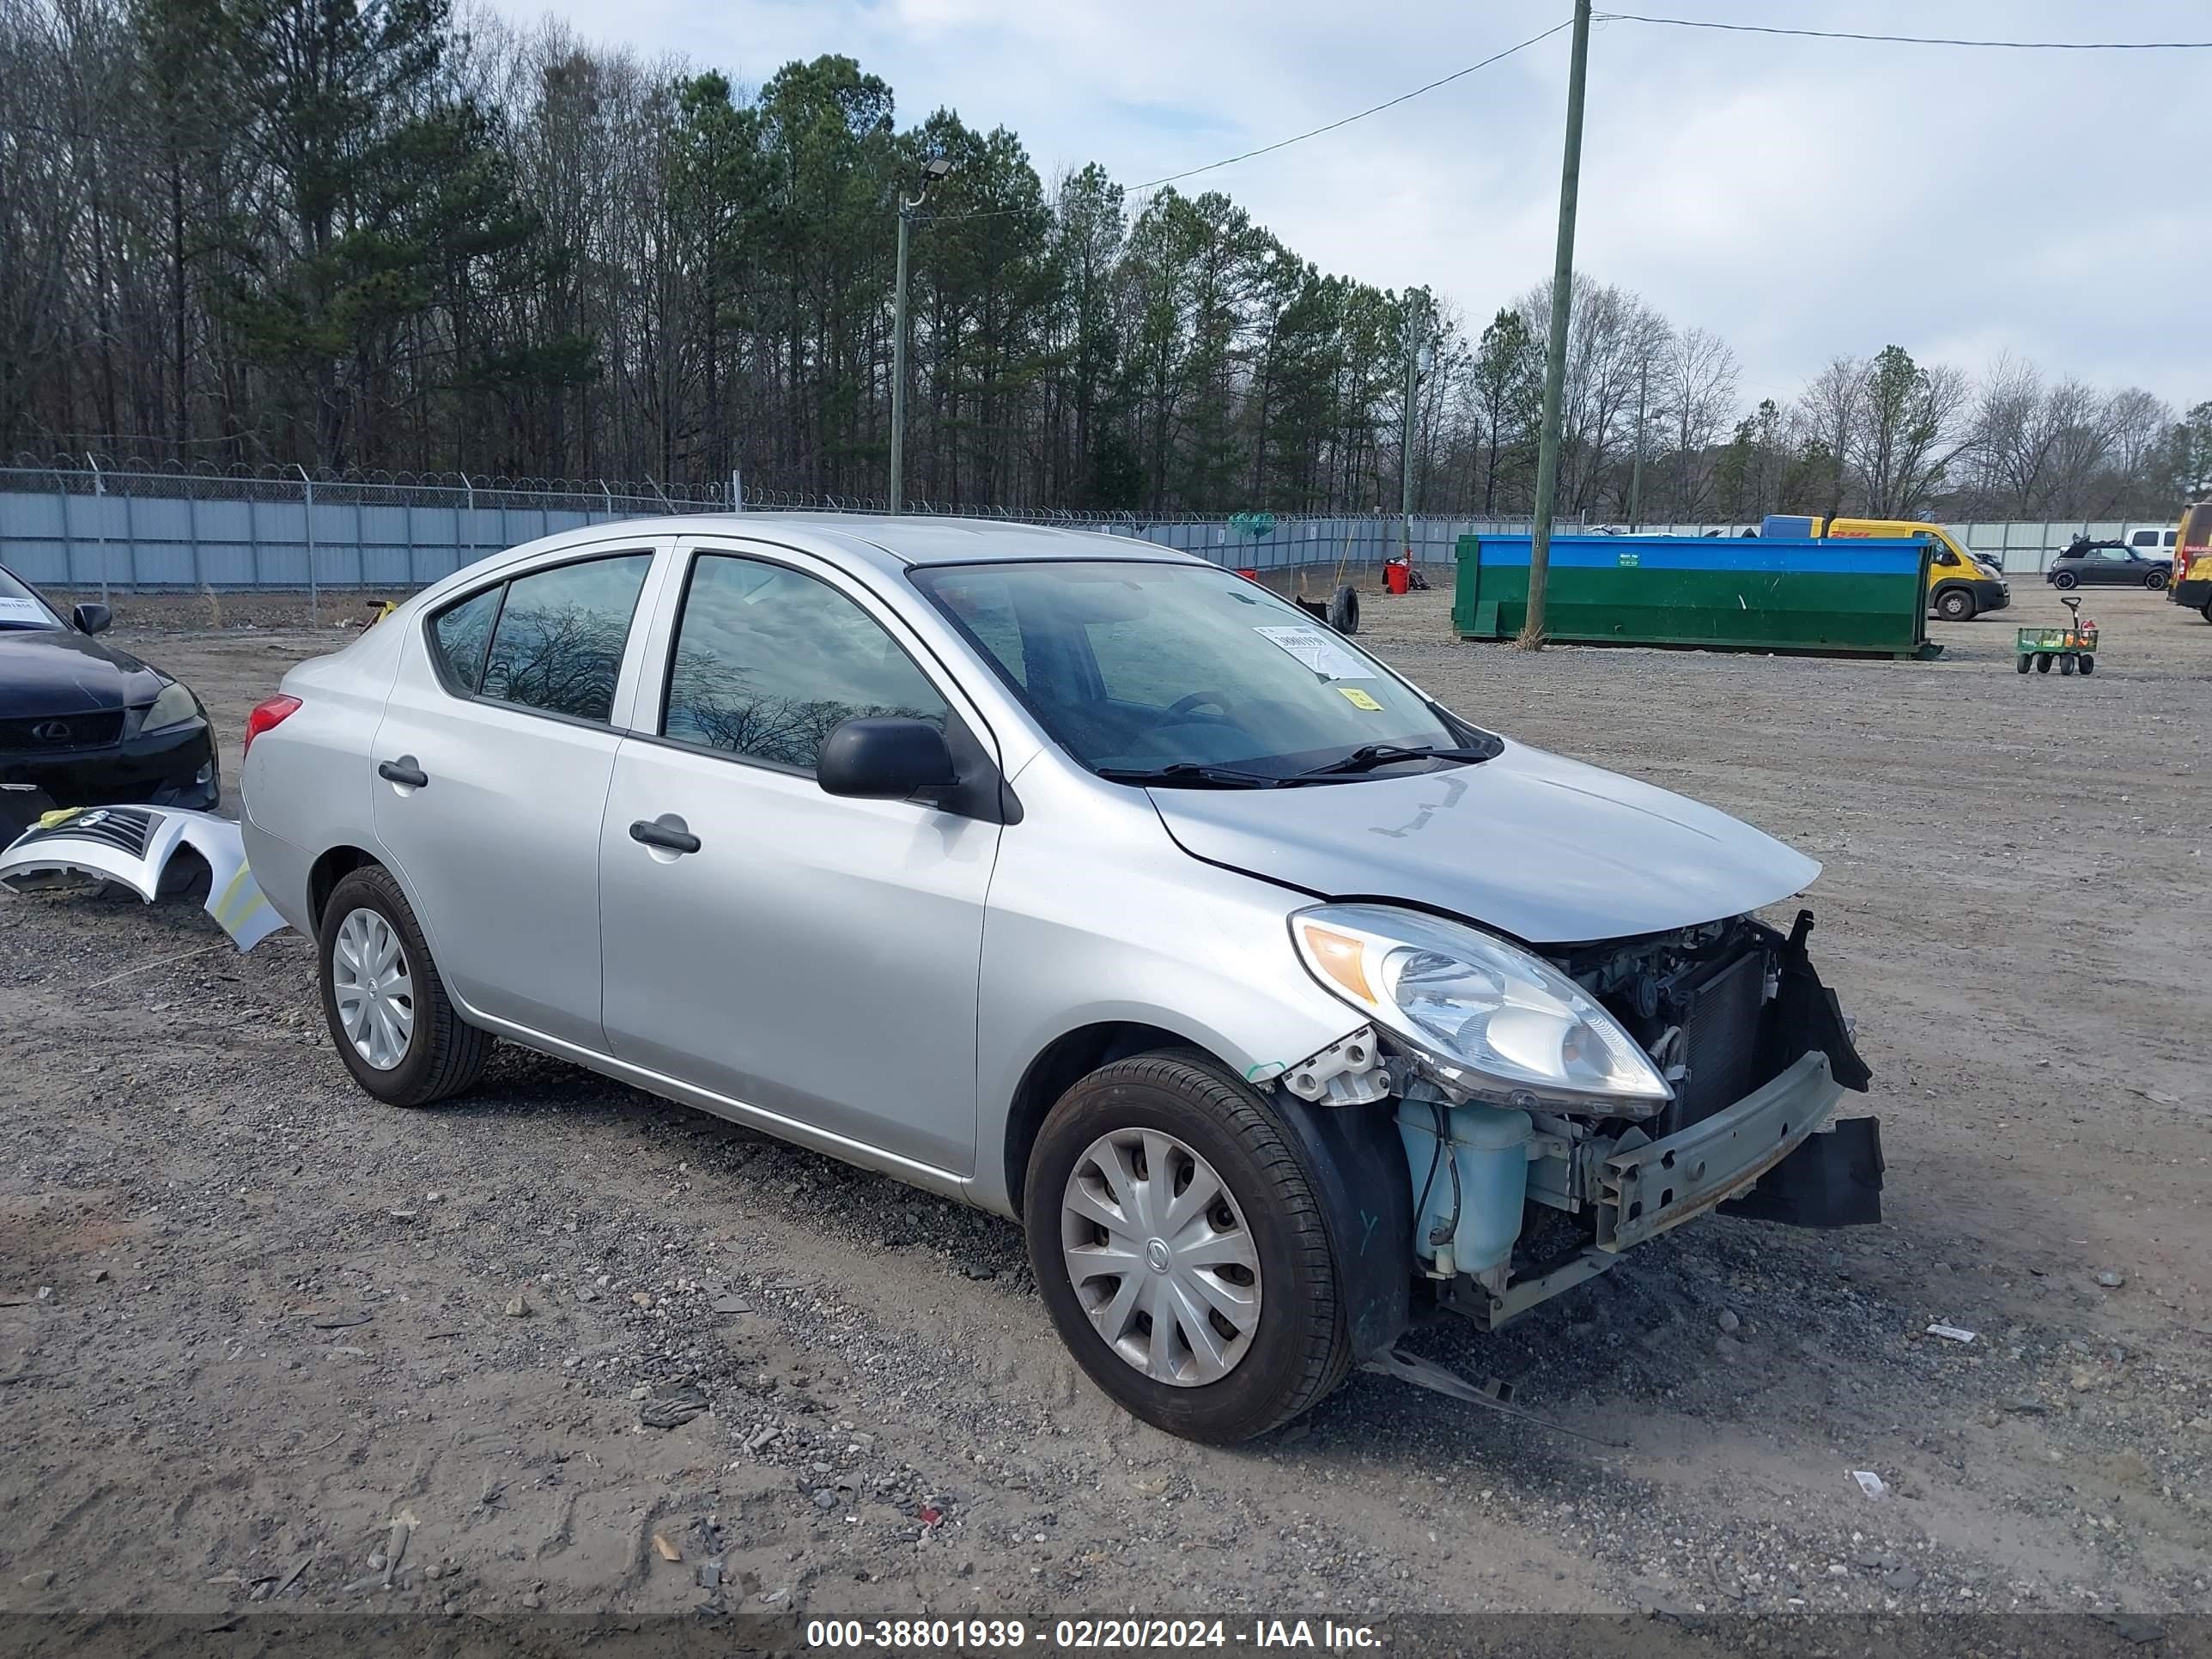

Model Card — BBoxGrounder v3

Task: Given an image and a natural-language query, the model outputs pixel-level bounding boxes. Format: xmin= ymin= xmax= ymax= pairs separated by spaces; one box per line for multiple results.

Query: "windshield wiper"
xmin=1297 ymin=743 xmax=1498 ymax=779
xmin=1096 ymin=762 xmax=1285 ymax=790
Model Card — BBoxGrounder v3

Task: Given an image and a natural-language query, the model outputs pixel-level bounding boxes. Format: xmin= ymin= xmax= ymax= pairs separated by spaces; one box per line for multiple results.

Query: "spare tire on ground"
xmin=1328 ymin=584 xmax=1360 ymax=635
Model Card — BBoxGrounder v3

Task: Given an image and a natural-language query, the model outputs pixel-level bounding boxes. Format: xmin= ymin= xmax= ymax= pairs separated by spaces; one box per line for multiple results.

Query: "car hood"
xmin=0 ymin=629 xmax=160 ymax=717
xmin=1147 ymin=739 xmax=1820 ymax=945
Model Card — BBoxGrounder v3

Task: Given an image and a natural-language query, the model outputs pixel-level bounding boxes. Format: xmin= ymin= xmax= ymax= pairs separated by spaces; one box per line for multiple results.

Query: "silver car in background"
xmin=240 ymin=516 xmax=1880 ymax=1443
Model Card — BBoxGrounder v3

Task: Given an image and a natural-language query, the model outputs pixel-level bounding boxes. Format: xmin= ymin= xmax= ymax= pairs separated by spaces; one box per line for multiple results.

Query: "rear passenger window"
xmin=428 ymin=586 xmax=501 ymax=692
xmin=479 ymin=554 xmax=652 ymax=724
xmin=662 ymin=555 xmax=946 ymax=772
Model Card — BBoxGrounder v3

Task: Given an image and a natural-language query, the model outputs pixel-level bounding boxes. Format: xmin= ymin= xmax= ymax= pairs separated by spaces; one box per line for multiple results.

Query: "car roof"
xmin=509 ymin=513 xmax=1210 ymax=580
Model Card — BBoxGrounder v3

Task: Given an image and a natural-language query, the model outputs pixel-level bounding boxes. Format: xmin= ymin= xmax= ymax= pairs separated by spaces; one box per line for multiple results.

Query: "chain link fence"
xmin=0 ymin=459 xmax=2173 ymax=596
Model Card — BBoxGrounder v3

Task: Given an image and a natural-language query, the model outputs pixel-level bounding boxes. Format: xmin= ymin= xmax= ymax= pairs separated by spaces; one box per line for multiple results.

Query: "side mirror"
xmin=817 ymin=717 xmax=957 ymax=800
xmin=72 ymin=602 xmax=112 ymax=635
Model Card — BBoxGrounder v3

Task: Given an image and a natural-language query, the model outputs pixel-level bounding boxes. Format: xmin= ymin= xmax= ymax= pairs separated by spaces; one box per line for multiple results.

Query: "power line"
xmin=930 ymin=18 xmax=1575 ymax=225
xmin=1126 ymin=20 xmax=1575 ymax=192
xmin=1594 ymin=12 xmax=2212 ymax=50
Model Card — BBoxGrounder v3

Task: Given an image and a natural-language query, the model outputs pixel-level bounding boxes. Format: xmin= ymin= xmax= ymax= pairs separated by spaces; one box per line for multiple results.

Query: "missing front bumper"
xmin=1596 ymin=1049 xmax=1845 ymax=1253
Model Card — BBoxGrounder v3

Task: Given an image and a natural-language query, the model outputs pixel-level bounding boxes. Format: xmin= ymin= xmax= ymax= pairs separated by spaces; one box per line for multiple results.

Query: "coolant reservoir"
xmin=1395 ymin=1098 xmax=1533 ymax=1278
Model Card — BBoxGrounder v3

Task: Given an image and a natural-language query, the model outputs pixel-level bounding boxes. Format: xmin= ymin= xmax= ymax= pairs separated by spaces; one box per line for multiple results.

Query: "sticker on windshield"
xmin=1337 ymin=686 xmax=1384 ymax=712
xmin=0 ymin=598 xmax=46 ymax=623
xmin=1253 ymin=624 xmax=1375 ymax=679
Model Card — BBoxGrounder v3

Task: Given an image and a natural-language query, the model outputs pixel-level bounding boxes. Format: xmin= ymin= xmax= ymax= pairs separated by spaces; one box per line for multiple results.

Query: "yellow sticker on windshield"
xmin=1337 ymin=687 xmax=1384 ymax=712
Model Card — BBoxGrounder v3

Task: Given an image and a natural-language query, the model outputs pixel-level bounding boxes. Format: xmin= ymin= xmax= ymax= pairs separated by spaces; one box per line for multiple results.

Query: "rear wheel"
xmin=2147 ymin=570 xmax=2168 ymax=591
xmin=1935 ymin=586 xmax=1975 ymax=622
xmin=318 ymin=865 xmax=493 ymax=1106
xmin=2078 ymin=654 xmax=2094 ymax=675
xmin=2036 ymin=653 xmax=2052 ymax=672
xmin=2053 ymin=570 xmax=2079 ymax=590
xmin=2060 ymin=653 xmax=2076 ymax=676
xmin=2015 ymin=653 xmax=2031 ymax=674
xmin=1024 ymin=1053 xmax=1352 ymax=1443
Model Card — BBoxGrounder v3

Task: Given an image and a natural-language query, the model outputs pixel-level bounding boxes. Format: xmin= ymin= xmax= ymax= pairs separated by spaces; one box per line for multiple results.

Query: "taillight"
xmin=243 ymin=695 xmax=301 ymax=757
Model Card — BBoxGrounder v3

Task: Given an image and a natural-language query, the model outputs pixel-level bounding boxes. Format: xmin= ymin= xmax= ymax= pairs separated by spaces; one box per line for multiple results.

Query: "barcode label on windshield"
xmin=1253 ymin=625 xmax=1375 ymax=679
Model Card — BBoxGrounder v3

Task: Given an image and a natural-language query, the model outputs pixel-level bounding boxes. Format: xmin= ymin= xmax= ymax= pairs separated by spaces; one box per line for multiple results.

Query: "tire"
xmin=2052 ymin=570 xmax=2079 ymax=590
xmin=2078 ymin=653 xmax=2094 ymax=675
xmin=2202 ymin=600 xmax=2211 ymax=624
xmin=2147 ymin=571 xmax=2168 ymax=591
xmin=2016 ymin=653 xmax=2031 ymax=674
xmin=1327 ymin=584 xmax=1360 ymax=635
xmin=1024 ymin=1052 xmax=1352 ymax=1443
xmin=2059 ymin=653 xmax=2075 ymax=676
xmin=1935 ymin=586 xmax=1976 ymax=622
xmin=2036 ymin=653 xmax=2052 ymax=672
xmin=317 ymin=864 xmax=493 ymax=1107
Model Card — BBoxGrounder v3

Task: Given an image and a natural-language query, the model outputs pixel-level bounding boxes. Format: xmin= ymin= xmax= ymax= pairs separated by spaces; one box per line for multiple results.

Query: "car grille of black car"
xmin=1662 ymin=945 xmax=1771 ymax=1134
xmin=0 ymin=710 xmax=125 ymax=752
xmin=10 ymin=805 xmax=161 ymax=859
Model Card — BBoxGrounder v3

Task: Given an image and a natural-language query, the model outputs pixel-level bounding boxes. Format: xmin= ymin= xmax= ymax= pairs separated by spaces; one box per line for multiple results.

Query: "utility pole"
xmin=1629 ymin=356 xmax=1648 ymax=531
xmin=1400 ymin=290 xmax=1425 ymax=567
xmin=1521 ymin=0 xmax=1593 ymax=649
xmin=889 ymin=158 xmax=951 ymax=516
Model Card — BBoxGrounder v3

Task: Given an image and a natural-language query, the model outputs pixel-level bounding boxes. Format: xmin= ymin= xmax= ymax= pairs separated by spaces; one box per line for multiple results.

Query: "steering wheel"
xmin=1165 ymin=692 xmax=1233 ymax=719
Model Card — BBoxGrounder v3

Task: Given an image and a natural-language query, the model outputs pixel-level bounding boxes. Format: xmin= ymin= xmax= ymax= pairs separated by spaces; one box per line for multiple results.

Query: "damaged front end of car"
xmin=1280 ymin=904 xmax=1881 ymax=1333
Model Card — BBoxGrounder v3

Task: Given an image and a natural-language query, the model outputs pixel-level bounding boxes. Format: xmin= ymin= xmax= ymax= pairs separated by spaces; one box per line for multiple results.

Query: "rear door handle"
xmin=629 ymin=819 xmax=701 ymax=854
xmin=377 ymin=760 xmax=428 ymax=787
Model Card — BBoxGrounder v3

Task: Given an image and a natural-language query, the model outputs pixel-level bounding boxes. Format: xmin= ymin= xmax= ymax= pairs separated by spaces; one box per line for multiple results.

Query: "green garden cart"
xmin=2016 ymin=595 xmax=2098 ymax=676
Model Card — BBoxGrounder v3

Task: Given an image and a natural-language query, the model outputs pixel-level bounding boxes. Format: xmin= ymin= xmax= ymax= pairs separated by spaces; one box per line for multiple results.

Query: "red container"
xmin=1235 ymin=568 xmax=1260 ymax=582
xmin=1384 ymin=562 xmax=1410 ymax=595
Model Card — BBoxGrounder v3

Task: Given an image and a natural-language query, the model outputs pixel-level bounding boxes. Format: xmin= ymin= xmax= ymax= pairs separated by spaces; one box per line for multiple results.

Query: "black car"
xmin=0 ymin=563 xmax=217 ymax=836
xmin=2047 ymin=538 xmax=2171 ymax=591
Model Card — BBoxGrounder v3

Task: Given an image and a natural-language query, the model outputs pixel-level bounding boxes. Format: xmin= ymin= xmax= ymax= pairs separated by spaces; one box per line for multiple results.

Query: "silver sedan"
xmin=240 ymin=516 xmax=1878 ymax=1442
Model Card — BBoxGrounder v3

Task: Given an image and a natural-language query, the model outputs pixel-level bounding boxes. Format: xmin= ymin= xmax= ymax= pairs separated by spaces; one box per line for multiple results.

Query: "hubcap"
xmin=1060 ymin=1128 xmax=1261 ymax=1387
xmin=331 ymin=907 xmax=415 ymax=1071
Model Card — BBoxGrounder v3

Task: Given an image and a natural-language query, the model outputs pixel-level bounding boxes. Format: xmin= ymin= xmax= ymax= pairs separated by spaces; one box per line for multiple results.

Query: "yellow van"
xmin=1824 ymin=519 xmax=2011 ymax=622
xmin=2170 ymin=501 xmax=2211 ymax=622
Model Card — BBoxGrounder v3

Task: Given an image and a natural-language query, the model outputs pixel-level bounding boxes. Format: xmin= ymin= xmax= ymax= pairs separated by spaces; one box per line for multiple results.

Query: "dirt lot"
xmin=2 ymin=580 xmax=2208 ymax=1626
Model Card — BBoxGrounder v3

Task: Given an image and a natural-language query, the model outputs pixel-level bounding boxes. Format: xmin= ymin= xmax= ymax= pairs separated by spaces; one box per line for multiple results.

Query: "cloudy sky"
xmin=479 ymin=0 xmax=2211 ymax=411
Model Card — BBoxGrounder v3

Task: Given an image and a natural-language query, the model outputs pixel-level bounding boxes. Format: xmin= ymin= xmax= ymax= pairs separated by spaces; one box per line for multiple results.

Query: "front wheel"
xmin=1024 ymin=1053 xmax=1352 ymax=1443
xmin=2060 ymin=653 xmax=2076 ymax=676
xmin=318 ymin=864 xmax=493 ymax=1106
xmin=2036 ymin=653 xmax=2053 ymax=672
xmin=2078 ymin=654 xmax=2095 ymax=675
xmin=2016 ymin=653 xmax=2032 ymax=674
xmin=2052 ymin=570 xmax=2079 ymax=590
xmin=1935 ymin=586 xmax=1976 ymax=622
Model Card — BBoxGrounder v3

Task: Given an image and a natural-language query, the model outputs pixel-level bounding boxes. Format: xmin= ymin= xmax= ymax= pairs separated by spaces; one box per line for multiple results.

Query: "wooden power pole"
xmin=1521 ymin=0 xmax=1593 ymax=649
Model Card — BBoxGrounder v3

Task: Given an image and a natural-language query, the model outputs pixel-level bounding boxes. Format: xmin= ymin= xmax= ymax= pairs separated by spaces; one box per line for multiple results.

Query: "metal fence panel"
xmin=0 ymin=465 xmax=2183 ymax=592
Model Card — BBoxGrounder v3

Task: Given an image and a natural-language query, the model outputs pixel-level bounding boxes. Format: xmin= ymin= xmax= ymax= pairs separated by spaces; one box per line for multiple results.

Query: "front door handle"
xmin=377 ymin=759 xmax=428 ymax=787
xmin=629 ymin=818 xmax=701 ymax=854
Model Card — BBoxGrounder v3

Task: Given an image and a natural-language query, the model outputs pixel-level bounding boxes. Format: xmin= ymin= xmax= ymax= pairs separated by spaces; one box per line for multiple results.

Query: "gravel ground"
xmin=2 ymin=580 xmax=2208 ymax=1624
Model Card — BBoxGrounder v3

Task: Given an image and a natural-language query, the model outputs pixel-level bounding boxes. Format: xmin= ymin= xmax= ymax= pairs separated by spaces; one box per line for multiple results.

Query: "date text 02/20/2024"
xmin=804 ymin=1620 xmax=1382 ymax=1650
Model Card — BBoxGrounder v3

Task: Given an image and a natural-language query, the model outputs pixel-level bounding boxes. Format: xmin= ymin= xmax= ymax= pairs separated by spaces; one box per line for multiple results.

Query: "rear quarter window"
xmin=428 ymin=586 xmax=501 ymax=692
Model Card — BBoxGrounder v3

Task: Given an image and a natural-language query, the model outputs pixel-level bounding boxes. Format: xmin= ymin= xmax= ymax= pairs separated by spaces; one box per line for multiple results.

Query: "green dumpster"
xmin=1453 ymin=534 xmax=1939 ymax=659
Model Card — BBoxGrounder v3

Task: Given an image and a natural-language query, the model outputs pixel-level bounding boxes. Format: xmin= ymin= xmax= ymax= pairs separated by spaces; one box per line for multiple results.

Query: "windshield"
xmin=913 ymin=560 xmax=1480 ymax=781
xmin=0 ymin=568 xmax=62 ymax=629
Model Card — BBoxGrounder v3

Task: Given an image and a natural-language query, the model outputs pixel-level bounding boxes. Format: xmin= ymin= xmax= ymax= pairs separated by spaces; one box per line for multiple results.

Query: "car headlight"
xmin=1290 ymin=903 xmax=1672 ymax=1114
xmin=142 ymin=679 xmax=203 ymax=734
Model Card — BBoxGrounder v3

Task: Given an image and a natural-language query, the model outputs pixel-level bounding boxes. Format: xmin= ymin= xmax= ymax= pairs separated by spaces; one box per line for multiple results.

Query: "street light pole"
xmin=1522 ymin=0 xmax=1594 ymax=649
xmin=889 ymin=158 xmax=951 ymax=517
xmin=1629 ymin=356 xmax=1648 ymax=531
